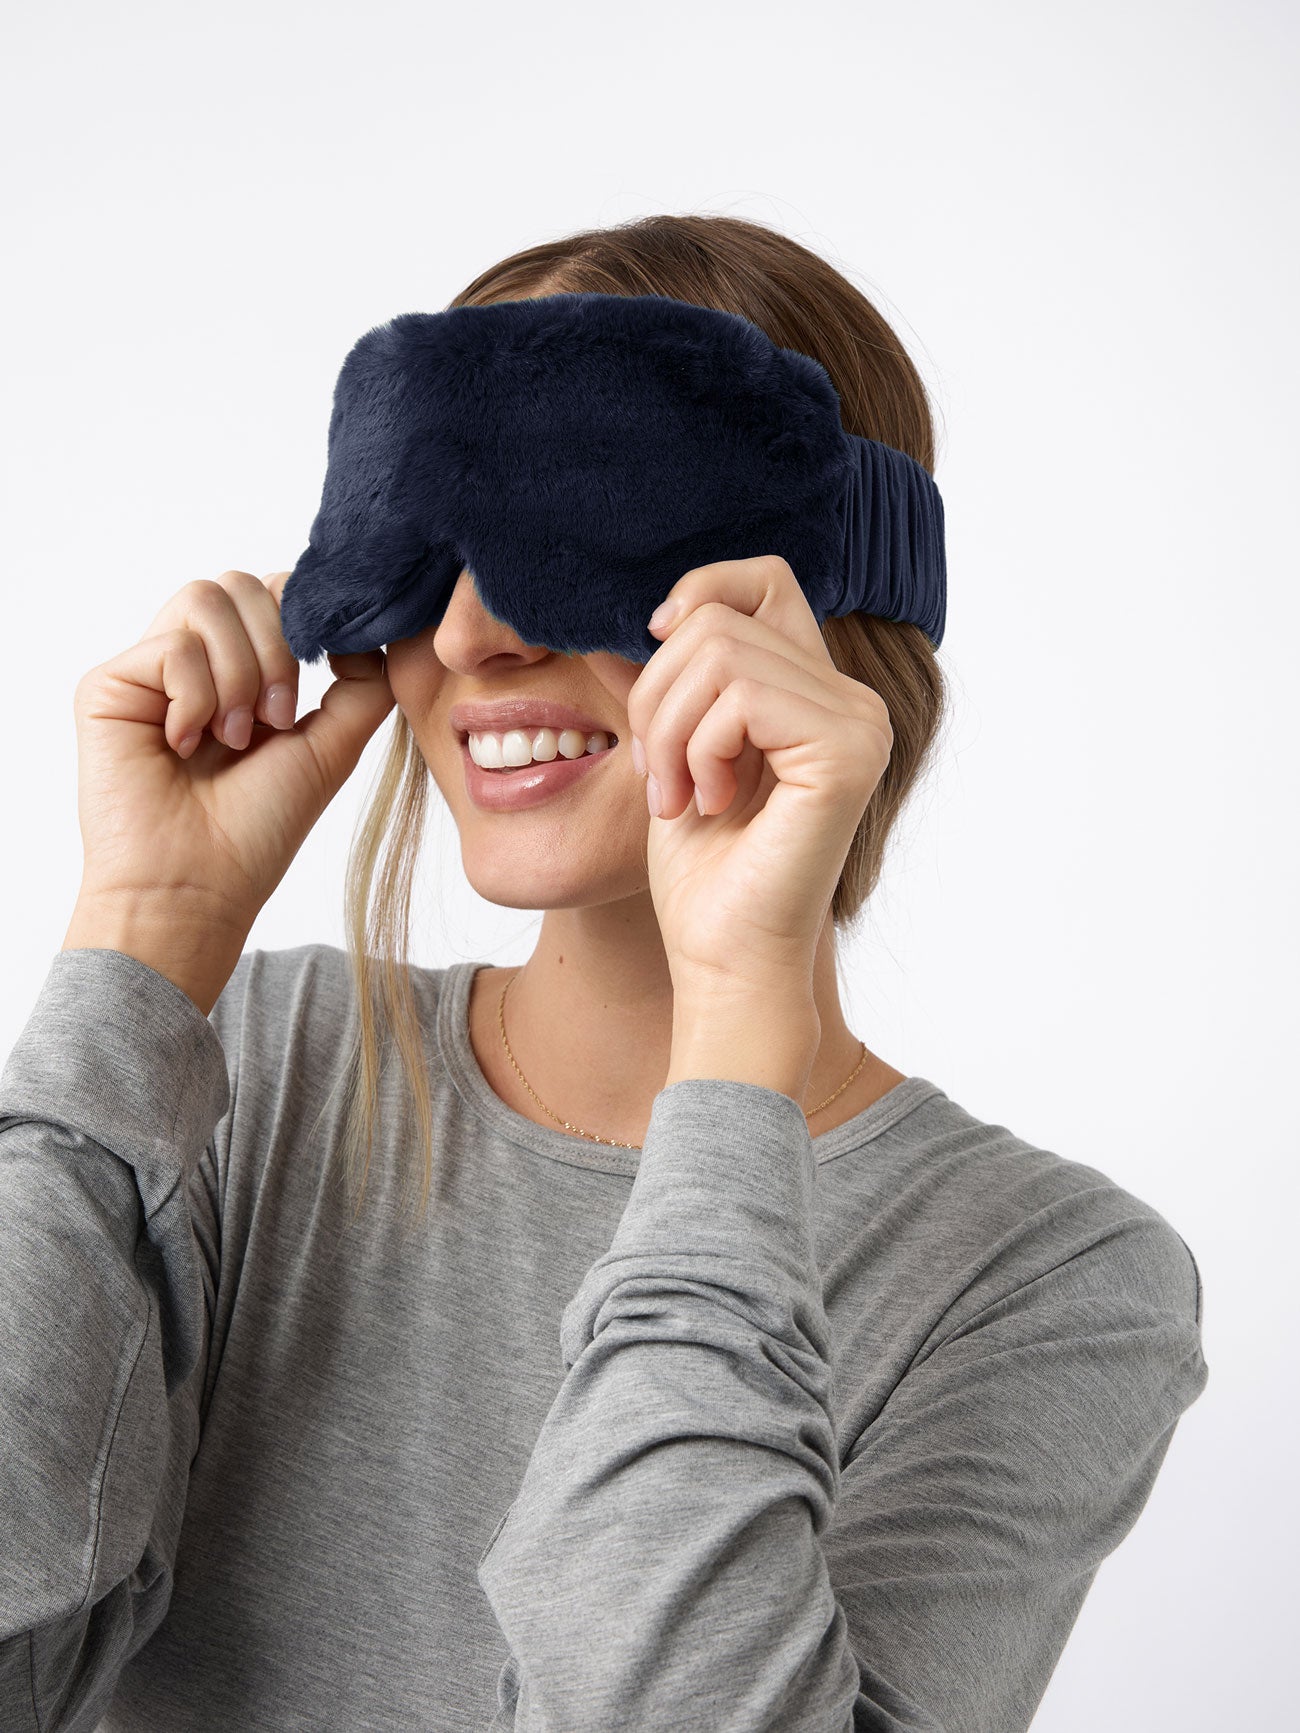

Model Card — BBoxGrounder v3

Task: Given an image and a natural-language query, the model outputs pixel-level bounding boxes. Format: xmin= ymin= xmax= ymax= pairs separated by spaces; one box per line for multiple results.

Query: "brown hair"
xmin=326 ymin=214 xmax=950 ymax=1231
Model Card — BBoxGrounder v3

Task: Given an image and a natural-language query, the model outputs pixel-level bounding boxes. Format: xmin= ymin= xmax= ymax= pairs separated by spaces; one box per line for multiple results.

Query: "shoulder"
xmin=200 ymin=945 xmax=474 ymax=1233
xmin=209 ymin=943 xmax=457 ymax=1050
xmin=847 ymin=1085 xmax=1205 ymax=1335
xmin=206 ymin=943 xmax=459 ymax=1138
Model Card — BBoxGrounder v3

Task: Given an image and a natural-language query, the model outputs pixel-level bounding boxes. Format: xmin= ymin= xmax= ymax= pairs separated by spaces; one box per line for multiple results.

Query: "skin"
xmin=385 ymin=566 xmax=908 ymax=1150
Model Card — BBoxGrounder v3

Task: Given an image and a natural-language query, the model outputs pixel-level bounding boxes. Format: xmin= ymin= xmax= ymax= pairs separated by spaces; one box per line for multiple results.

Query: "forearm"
xmin=665 ymin=982 xmax=820 ymax=1103
xmin=61 ymin=891 xmax=247 ymax=1019
xmin=478 ymin=1049 xmax=847 ymax=1725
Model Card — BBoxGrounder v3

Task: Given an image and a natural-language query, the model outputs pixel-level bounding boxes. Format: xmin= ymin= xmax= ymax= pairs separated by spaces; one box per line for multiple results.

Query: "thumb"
xmin=293 ymin=649 xmax=396 ymax=792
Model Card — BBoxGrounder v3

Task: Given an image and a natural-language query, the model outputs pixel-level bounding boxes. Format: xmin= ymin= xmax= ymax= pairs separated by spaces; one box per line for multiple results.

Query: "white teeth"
xmin=468 ymin=727 xmax=614 ymax=770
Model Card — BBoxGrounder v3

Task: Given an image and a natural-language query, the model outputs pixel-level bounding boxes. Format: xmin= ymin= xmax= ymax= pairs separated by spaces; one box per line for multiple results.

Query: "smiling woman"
xmin=0 ymin=208 xmax=1205 ymax=1733
xmin=334 ymin=212 xmax=948 ymax=1228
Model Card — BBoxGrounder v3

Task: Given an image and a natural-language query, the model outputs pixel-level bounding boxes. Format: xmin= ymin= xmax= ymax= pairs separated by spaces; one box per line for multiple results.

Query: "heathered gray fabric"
xmin=0 ymin=943 xmax=1207 ymax=1732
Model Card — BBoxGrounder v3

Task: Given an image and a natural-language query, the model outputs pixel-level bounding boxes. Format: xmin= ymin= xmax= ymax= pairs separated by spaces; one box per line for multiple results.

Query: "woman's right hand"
xmin=69 ymin=569 xmax=396 ymax=951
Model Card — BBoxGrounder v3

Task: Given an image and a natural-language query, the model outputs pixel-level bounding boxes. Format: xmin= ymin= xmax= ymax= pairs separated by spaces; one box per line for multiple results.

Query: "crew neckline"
xmin=432 ymin=959 xmax=946 ymax=1176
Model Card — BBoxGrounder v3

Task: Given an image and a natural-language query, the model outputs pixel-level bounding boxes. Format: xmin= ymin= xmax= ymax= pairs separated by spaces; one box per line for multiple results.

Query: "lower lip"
xmin=459 ymin=738 xmax=619 ymax=811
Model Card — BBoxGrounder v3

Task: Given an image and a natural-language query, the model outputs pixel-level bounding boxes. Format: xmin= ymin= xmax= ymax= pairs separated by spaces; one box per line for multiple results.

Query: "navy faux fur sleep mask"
xmin=279 ymin=291 xmax=947 ymax=668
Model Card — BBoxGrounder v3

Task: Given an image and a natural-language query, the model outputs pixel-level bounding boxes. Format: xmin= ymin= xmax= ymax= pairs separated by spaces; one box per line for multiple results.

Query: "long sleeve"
xmin=0 ymin=948 xmax=239 ymax=1733
xmin=475 ymin=1078 xmax=1209 ymax=1733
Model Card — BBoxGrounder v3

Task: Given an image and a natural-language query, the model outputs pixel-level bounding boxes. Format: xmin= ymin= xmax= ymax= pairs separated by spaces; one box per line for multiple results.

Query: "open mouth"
xmin=458 ymin=733 xmax=620 ymax=811
xmin=476 ymin=746 xmax=617 ymax=773
xmin=458 ymin=733 xmax=619 ymax=772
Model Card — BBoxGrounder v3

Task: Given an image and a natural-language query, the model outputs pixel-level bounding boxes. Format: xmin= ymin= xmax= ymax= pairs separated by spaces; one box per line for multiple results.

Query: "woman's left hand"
xmin=627 ymin=554 xmax=894 ymax=1001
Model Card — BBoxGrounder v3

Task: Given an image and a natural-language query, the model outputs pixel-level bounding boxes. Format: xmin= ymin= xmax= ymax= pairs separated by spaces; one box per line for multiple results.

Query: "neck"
xmin=486 ymin=904 xmax=890 ymax=1147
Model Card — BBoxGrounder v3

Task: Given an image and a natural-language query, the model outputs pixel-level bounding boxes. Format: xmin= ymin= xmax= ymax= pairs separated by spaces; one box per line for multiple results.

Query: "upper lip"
xmin=449 ymin=698 xmax=620 ymax=741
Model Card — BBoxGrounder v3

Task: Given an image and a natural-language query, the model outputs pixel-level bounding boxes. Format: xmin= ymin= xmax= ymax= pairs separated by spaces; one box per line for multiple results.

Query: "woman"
xmin=0 ymin=213 xmax=1207 ymax=1731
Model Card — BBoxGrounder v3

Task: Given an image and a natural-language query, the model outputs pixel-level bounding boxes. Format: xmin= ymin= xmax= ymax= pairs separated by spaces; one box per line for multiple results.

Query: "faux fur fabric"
xmin=279 ymin=292 xmax=947 ymax=667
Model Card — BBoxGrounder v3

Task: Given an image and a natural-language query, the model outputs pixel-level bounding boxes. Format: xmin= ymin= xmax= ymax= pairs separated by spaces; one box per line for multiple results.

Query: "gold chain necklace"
xmin=497 ymin=967 xmax=869 ymax=1150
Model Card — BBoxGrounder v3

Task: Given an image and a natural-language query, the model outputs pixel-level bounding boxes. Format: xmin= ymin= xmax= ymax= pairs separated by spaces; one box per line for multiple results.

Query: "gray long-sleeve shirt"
xmin=0 ymin=943 xmax=1208 ymax=1731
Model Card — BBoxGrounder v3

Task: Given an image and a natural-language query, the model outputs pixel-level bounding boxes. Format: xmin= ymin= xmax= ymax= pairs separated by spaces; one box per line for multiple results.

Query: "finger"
xmin=265 ymin=569 xmax=292 ymax=606
xmin=648 ymin=554 xmax=824 ymax=658
xmin=87 ymin=626 xmax=220 ymax=759
xmin=683 ymin=678 xmax=884 ymax=821
xmin=630 ymin=600 xmax=839 ymax=761
xmin=291 ymin=647 xmax=395 ymax=798
xmin=203 ymin=570 xmax=301 ymax=745
xmin=140 ymin=571 xmax=299 ymax=750
xmin=327 ymin=647 xmax=387 ymax=677
xmin=157 ymin=575 xmax=268 ymax=751
xmin=641 ymin=634 xmax=861 ymax=819
xmin=628 ymin=556 xmax=832 ymax=753
xmin=246 ymin=571 xmax=301 ymax=731
xmin=195 ymin=570 xmax=301 ymax=742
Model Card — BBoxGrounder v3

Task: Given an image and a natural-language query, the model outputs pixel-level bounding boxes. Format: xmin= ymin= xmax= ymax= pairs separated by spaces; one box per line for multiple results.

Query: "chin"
xmin=455 ymin=821 xmax=650 ymax=912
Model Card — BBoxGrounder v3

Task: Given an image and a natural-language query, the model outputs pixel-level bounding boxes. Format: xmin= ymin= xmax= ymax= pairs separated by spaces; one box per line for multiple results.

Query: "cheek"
xmin=384 ymin=647 xmax=445 ymax=718
xmin=583 ymin=651 xmax=641 ymax=717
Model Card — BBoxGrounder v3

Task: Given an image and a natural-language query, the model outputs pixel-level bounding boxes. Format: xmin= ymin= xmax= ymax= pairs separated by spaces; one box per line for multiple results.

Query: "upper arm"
xmin=0 ymin=946 xmax=252 ymax=1730
xmin=825 ymin=1210 xmax=1208 ymax=1731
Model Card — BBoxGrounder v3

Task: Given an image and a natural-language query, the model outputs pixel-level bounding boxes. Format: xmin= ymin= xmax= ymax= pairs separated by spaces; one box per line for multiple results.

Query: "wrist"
xmin=666 ymin=983 xmax=820 ymax=1102
xmin=62 ymin=890 xmax=249 ymax=1018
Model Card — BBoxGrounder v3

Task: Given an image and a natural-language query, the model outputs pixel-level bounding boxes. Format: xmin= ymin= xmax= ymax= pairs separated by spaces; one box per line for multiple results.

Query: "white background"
xmin=2 ymin=2 xmax=1294 ymax=1726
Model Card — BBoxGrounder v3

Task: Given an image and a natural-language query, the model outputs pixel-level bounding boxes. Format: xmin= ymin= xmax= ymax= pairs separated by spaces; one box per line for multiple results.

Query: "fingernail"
xmin=266 ymin=684 xmax=295 ymax=730
xmin=646 ymin=772 xmax=662 ymax=816
xmin=631 ymin=734 xmax=646 ymax=775
xmin=224 ymin=708 xmax=252 ymax=750
xmin=648 ymin=599 xmax=679 ymax=633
